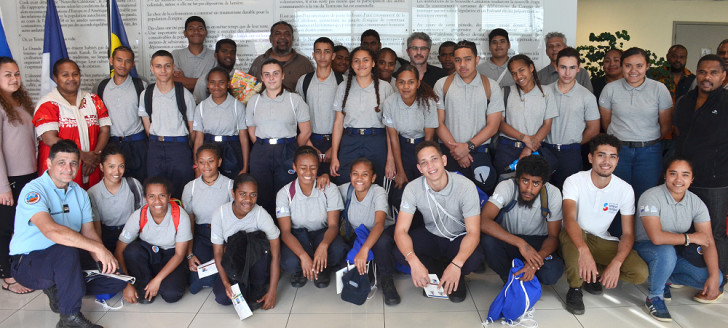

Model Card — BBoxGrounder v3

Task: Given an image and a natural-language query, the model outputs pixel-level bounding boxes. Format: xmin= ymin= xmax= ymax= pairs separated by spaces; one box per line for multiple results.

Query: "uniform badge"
xmin=25 ymin=192 xmax=41 ymax=205
xmin=151 ymin=245 xmax=159 ymax=253
xmin=287 ymin=169 xmax=295 ymax=175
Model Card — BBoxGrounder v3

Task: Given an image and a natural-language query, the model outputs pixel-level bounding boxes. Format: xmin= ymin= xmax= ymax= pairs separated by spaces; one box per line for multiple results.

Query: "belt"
xmin=622 ymin=139 xmax=660 ymax=148
xmin=149 ymin=135 xmax=188 ymax=143
xmin=110 ymin=131 xmax=146 ymax=143
xmin=499 ymin=137 xmax=527 ymax=149
xmin=195 ymin=223 xmax=211 ymax=229
xmin=399 ymin=135 xmax=424 ymax=145
xmin=311 ymin=133 xmax=332 ymax=141
xmin=257 ymin=137 xmax=296 ymax=145
xmin=204 ymin=133 xmax=238 ymax=142
xmin=345 ymin=128 xmax=385 ymax=136
xmin=544 ymin=142 xmax=580 ymax=151
xmin=101 ymin=224 xmax=124 ymax=231
xmin=472 ymin=144 xmax=489 ymax=153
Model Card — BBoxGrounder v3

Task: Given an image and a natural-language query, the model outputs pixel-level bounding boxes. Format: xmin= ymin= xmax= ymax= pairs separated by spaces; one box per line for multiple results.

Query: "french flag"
xmin=40 ymin=0 xmax=69 ymax=97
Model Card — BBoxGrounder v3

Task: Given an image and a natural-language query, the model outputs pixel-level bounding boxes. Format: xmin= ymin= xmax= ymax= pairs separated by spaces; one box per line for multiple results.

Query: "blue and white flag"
xmin=0 ymin=14 xmax=12 ymax=58
xmin=40 ymin=0 xmax=69 ymax=97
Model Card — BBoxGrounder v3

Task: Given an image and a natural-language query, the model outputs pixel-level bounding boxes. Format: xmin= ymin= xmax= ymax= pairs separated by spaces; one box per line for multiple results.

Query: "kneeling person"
xmin=481 ymin=155 xmax=564 ymax=285
xmin=116 ymin=177 xmax=192 ymax=304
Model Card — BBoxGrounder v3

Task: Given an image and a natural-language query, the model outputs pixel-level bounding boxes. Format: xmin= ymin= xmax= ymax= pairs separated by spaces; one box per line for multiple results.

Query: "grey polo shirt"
xmin=210 ymin=203 xmax=280 ymax=244
xmin=100 ymin=76 xmax=146 ymax=137
xmin=434 ymin=74 xmax=504 ymax=143
xmin=501 ymin=85 xmax=559 ymax=137
xmin=192 ymin=94 xmax=247 ymax=136
xmin=171 ymin=47 xmax=216 ymax=79
xmin=400 ymin=171 xmax=480 ymax=240
xmin=119 ymin=205 xmax=193 ymax=250
xmin=382 ymin=94 xmax=438 ymax=139
xmin=488 ymin=179 xmax=563 ymax=236
xmin=599 ymin=78 xmax=672 ymax=142
xmin=181 ymin=175 xmax=234 ymax=225
xmin=338 ymin=183 xmax=393 ymax=230
xmin=295 ymin=70 xmax=340 ymax=135
xmin=477 ymin=58 xmax=516 ymax=87
xmin=192 ymin=66 xmax=232 ymax=104
xmin=138 ymin=84 xmax=196 ymax=137
xmin=635 ymin=184 xmax=710 ymax=242
xmin=275 ymin=179 xmax=344 ymax=231
xmin=88 ymin=178 xmax=144 ymax=227
xmin=537 ymin=64 xmax=594 ymax=93
xmin=545 ymin=82 xmax=600 ymax=145
xmin=245 ymin=90 xmax=310 ymax=139
xmin=333 ymin=77 xmax=394 ymax=129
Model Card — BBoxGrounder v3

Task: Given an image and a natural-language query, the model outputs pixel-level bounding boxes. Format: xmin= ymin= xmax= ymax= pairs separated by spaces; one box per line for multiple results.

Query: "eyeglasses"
xmin=408 ymin=46 xmax=430 ymax=52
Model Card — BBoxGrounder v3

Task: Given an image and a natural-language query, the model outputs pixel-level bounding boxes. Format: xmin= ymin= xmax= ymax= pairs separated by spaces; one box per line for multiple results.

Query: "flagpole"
xmin=107 ymin=0 xmax=111 ymax=58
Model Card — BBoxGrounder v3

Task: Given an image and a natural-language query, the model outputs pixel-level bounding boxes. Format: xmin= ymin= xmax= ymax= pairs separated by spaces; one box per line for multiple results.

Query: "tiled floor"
xmin=1 ymin=270 xmax=726 ymax=328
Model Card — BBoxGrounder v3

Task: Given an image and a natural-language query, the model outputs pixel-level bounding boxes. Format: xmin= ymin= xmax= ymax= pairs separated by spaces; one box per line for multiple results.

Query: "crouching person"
xmin=480 ymin=155 xmax=565 ymax=285
xmin=116 ymin=177 xmax=192 ymax=304
xmin=211 ymin=174 xmax=281 ymax=310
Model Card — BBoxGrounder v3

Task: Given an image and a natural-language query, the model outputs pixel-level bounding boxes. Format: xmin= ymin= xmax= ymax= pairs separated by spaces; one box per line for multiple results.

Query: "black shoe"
xmin=248 ymin=300 xmax=263 ymax=311
xmin=448 ymin=277 xmax=467 ymax=303
xmin=583 ymin=281 xmax=603 ymax=295
xmin=565 ymin=288 xmax=585 ymax=315
xmin=314 ymin=269 xmax=331 ymax=288
xmin=380 ymin=275 xmax=400 ymax=306
xmin=290 ymin=272 xmax=307 ymax=288
xmin=57 ymin=312 xmax=101 ymax=328
xmin=43 ymin=285 xmax=59 ymax=313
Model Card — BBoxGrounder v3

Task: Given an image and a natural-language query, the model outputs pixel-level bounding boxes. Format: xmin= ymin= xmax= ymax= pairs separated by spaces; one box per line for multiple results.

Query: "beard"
xmin=517 ymin=192 xmax=537 ymax=208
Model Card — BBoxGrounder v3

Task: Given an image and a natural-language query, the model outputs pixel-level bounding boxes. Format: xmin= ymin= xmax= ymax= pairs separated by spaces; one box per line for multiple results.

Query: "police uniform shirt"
xmin=545 ymin=82 xmax=600 ymax=145
xmin=275 ymin=179 xmax=344 ymax=231
xmin=332 ymin=77 xmax=394 ymax=129
xmin=477 ymin=58 xmax=516 ymax=87
xmin=192 ymin=94 xmax=247 ymax=136
xmin=88 ymin=177 xmax=144 ymax=227
xmin=295 ymin=70 xmax=340 ymax=135
xmin=598 ymin=78 xmax=672 ymax=142
xmin=635 ymin=184 xmax=710 ymax=242
xmin=138 ymin=84 xmax=196 ymax=137
xmin=245 ymin=90 xmax=310 ymax=139
xmin=211 ymin=203 xmax=280 ymax=244
xmin=399 ymin=171 xmax=480 ymax=239
xmin=500 ymin=85 xmax=559 ymax=138
xmin=382 ymin=93 xmax=439 ymax=139
xmin=562 ymin=170 xmax=635 ymax=241
xmin=101 ymin=75 xmax=146 ymax=137
xmin=338 ymin=183 xmax=393 ymax=230
xmin=488 ymin=179 xmax=563 ymax=236
xmin=537 ymin=64 xmax=594 ymax=93
xmin=171 ymin=47 xmax=216 ymax=80
xmin=9 ymin=172 xmax=92 ymax=255
xmin=434 ymin=74 xmax=504 ymax=143
xmin=119 ymin=205 xmax=193 ymax=250
xmin=181 ymin=175 xmax=234 ymax=225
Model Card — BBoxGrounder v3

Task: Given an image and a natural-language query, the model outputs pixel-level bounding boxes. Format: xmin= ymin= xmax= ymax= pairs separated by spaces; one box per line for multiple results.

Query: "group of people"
xmin=1 ymin=15 xmax=728 ymax=328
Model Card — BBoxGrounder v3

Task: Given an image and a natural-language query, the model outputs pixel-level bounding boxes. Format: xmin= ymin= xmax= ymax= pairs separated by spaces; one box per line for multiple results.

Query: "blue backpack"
xmin=485 ymin=258 xmax=542 ymax=326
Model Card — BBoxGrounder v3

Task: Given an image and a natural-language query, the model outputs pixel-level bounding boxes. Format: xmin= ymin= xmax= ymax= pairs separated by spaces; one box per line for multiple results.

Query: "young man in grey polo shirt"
xmin=172 ymin=16 xmax=215 ymax=91
xmin=435 ymin=40 xmax=504 ymax=194
xmin=480 ymin=155 xmax=564 ymax=285
xmin=394 ymin=141 xmax=485 ymax=303
xmin=476 ymin=28 xmax=515 ymax=88
xmin=537 ymin=32 xmax=593 ymax=93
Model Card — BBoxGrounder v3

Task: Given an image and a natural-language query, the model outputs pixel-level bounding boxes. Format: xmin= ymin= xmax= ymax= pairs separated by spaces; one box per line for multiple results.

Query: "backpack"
xmin=139 ymin=201 xmax=181 ymax=233
xmin=97 ymin=77 xmax=145 ymax=101
xmin=496 ymin=179 xmax=550 ymax=225
xmin=301 ymin=71 xmax=344 ymax=102
xmin=442 ymin=73 xmax=491 ymax=106
xmin=125 ymin=177 xmax=144 ymax=210
xmin=339 ymin=184 xmax=355 ymax=242
xmin=143 ymin=82 xmax=188 ymax=123
xmin=485 ymin=258 xmax=542 ymax=326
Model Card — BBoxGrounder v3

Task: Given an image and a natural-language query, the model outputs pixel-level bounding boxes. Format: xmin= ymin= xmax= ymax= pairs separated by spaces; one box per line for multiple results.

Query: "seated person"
xmin=116 ymin=177 xmax=192 ymax=304
xmin=339 ymin=157 xmax=400 ymax=305
xmin=634 ymin=156 xmax=724 ymax=322
xmin=480 ymin=155 xmax=564 ymax=285
xmin=560 ymin=134 xmax=648 ymax=315
xmin=211 ymin=174 xmax=281 ymax=311
xmin=276 ymin=146 xmax=347 ymax=288
xmin=394 ymin=141 xmax=485 ymax=303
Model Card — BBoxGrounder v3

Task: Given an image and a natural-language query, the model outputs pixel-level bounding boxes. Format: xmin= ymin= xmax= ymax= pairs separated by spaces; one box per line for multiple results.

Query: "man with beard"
xmin=674 ymin=54 xmax=728 ymax=293
xmin=248 ymin=21 xmax=313 ymax=91
xmin=480 ymin=155 xmax=564 ymax=286
xmin=559 ymin=133 xmax=648 ymax=315
xmin=405 ymin=32 xmax=446 ymax=88
xmin=651 ymin=45 xmax=695 ymax=102
xmin=193 ymin=39 xmax=238 ymax=103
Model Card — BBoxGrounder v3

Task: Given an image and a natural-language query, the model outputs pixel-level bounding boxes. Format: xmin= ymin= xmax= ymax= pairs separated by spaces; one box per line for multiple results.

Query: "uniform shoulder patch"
xmin=25 ymin=191 xmax=41 ymax=205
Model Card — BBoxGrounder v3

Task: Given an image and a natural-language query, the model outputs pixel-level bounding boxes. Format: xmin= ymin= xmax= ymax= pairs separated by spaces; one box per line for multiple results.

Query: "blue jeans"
xmin=634 ymin=241 xmax=723 ymax=299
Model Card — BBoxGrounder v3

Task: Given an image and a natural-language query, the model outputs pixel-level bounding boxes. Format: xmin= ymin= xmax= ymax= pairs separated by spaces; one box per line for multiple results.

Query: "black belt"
xmin=101 ymin=224 xmax=124 ymax=231
xmin=257 ymin=137 xmax=296 ymax=145
xmin=544 ymin=142 xmax=580 ymax=151
xmin=399 ymin=135 xmax=424 ymax=145
xmin=345 ymin=128 xmax=385 ymax=136
xmin=149 ymin=135 xmax=188 ymax=143
xmin=110 ymin=131 xmax=146 ymax=142
xmin=311 ymin=133 xmax=332 ymax=141
xmin=622 ymin=139 xmax=660 ymax=148
xmin=204 ymin=133 xmax=238 ymax=142
xmin=499 ymin=137 xmax=528 ymax=149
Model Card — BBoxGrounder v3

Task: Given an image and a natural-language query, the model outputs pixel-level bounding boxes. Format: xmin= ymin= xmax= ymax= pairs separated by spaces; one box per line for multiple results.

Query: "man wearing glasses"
xmin=406 ymin=32 xmax=447 ymax=88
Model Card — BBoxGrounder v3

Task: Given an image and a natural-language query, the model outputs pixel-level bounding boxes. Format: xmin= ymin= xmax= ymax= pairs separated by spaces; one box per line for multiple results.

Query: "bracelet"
xmin=186 ymin=253 xmax=195 ymax=260
xmin=451 ymin=261 xmax=462 ymax=269
xmin=404 ymin=251 xmax=414 ymax=261
xmin=684 ymin=233 xmax=690 ymax=246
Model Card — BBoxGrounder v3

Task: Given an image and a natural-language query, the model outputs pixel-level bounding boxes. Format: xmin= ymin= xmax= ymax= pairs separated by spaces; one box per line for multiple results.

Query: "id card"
xmin=423 ymin=274 xmax=448 ymax=299
xmin=197 ymin=259 xmax=218 ymax=279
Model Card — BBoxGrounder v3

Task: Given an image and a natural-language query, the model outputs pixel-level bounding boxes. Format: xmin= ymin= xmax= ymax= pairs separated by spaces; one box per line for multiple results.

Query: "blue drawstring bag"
xmin=484 ymin=259 xmax=542 ymax=327
xmin=346 ymin=224 xmax=374 ymax=263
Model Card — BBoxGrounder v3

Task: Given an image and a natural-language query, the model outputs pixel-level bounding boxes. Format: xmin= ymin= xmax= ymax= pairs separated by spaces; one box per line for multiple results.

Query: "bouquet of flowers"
xmin=229 ymin=70 xmax=262 ymax=104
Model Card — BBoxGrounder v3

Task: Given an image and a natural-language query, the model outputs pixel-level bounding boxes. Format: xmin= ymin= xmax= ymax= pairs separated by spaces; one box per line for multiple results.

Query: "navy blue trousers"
xmin=108 ymin=135 xmax=148 ymax=183
xmin=547 ymin=145 xmax=583 ymax=190
xmin=397 ymin=227 xmax=485 ymax=276
xmin=335 ymin=133 xmax=387 ymax=186
xmin=205 ymin=136 xmax=244 ymax=180
xmin=0 ymin=173 xmax=35 ymax=278
xmin=280 ymin=228 xmax=348 ymax=274
xmin=442 ymin=145 xmax=496 ymax=194
xmin=189 ymin=224 xmax=216 ymax=292
xmin=123 ymin=240 xmax=188 ymax=303
xmin=249 ymin=141 xmax=297 ymax=215
xmin=101 ymin=224 xmax=124 ymax=255
xmin=147 ymin=139 xmax=193 ymax=200
xmin=311 ymin=134 xmax=332 ymax=176
xmin=481 ymin=234 xmax=564 ymax=285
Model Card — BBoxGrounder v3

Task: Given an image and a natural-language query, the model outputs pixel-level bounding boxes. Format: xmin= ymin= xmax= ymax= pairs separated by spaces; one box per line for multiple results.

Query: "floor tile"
xmin=669 ymin=303 xmax=728 ymax=327
xmin=479 ymin=308 xmax=583 ymax=327
xmin=198 ymin=274 xmax=296 ymax=314
xmin=385 ymin=311 xmax=481 ymax=327
xmin=0 ymin=310 xmax=15 ymax=324
xmin=0 ymin=310 xmax=105 ymax=328
xmin=383 ymin=274 xmax=477 ymax=313
xmin=23 ymin=293 xmax=122 ymax=312
xmin=0 ymin=289 xmax=39 ymax=310
xmin=287 ymin=313 xmax=383 ymax=328
xmin=468 ymin=273 xmax=566 ymax=312
xmin=290 ymin=280 xmax=383 ymax=314
xmin=189 ymin=312 xmax=289 ymax=328
xmin=96 ymin=311 xmax=196 ymax=328
xmin=575 ymin=306 xmax=682 ymax=328
xmin=114 ymin=288 xmax=210 ymax=313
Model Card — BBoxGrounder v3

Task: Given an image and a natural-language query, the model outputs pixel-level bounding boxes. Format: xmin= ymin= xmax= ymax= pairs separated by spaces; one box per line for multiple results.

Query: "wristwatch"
xmin=466 ymin=141 xmax=476 ymax=152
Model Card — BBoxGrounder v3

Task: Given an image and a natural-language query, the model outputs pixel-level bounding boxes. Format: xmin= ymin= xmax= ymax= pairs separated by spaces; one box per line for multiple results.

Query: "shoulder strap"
xmin=174 ymin=82 xmax=188 ymax=123
xmin=334 ymin=72 xmax=344 ymax=85
xmin=126 ymin=177 xmax=143 ymax=210
xmin=480 ymin=74 xmax=491 ymax=105
xmin=132 ymin=77 xmax=145 ymax=98
xmin=301 ymin=72 xmax=315 ymax=102
xmin=497 ymin=179 xmax=520 ymax=225
xmin=442 ymin=73 xmax=456 ymax=104
xmin=199 ymin=102 xmax=204 ymax=120
xmin=190 ymin=179 xmax=196 ymax=199
xmin=289 ymin=92 xmax=296 ymax=117
xmin=233 ymin=101 xmax=238 ymax=130
xmin=287 ymin=179 xmax=297 ymax=203
xmin=539 ymin=186 xmax=550 ymax=221
xmin=97 ymin=78 xmax=111 ymax=100
xmin=144 ymin=83 xmax=155 ymax=119
xmin=139 ymin=204 xmax=149 ymax=234
xmin=139 ymin=201 xmax=181 ymax=233
xmin=343 ymin=184 xmax=354 ymax=221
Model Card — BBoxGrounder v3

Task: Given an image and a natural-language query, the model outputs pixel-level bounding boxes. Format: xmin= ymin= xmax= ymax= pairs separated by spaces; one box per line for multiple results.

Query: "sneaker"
xmin=314 ymin=269 xmax=331 ymax=288
xmin=583 ymin=281 xmax=603 ymax=295
xmin=693 ymin=290 xmax=725 ymax=304
xmin=565 ymin=288 xmax=585 ymax=315
xmin=43 ymin=285 xmax=59 ymax=313
xmin=290 ymin=272 xmax=307 ymax=288
xmin=380 ymin=275 xmax=400 ymax=306
xmin=663 ymin=284 xmax=672 ymax=301
xmin=669 ymin=283 xmax=685 ymax=289
xmin=645 ymin=297 xmax=672 ymax=322
xmin=57 ymin=312 xmax=102 ymax=328
xmin=448 ymin=277 xmax=467 ymax=303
